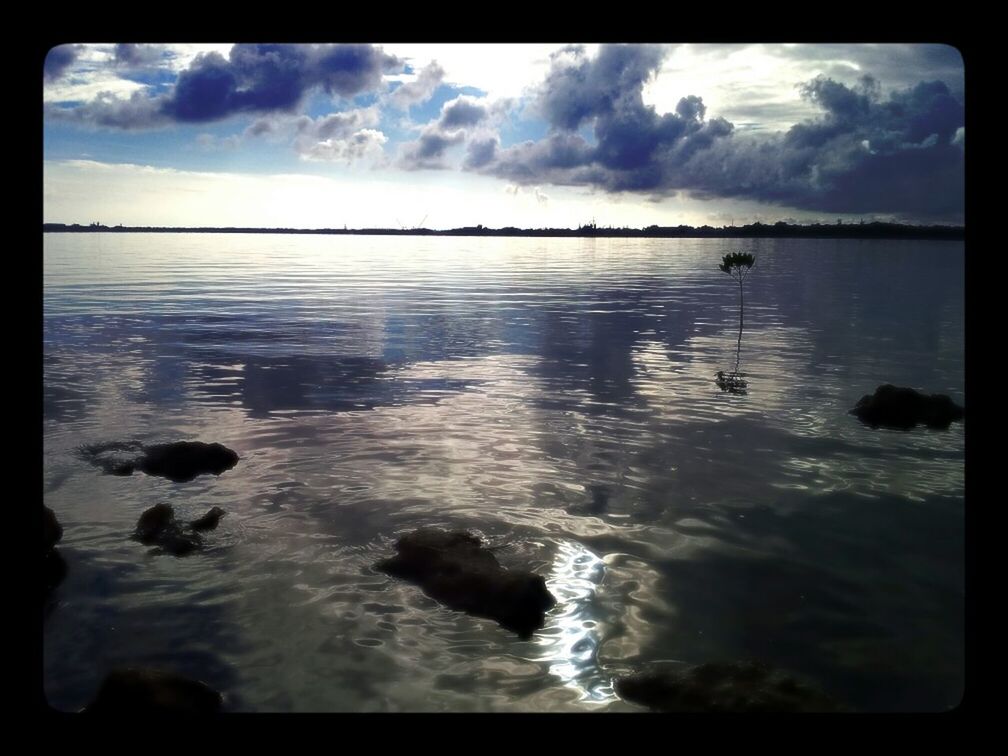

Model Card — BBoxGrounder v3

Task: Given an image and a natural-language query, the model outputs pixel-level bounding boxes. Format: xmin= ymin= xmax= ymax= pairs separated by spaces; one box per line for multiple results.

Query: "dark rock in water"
xmin=851 ymin=384 xmax=964 ymax=430
xmin=190 ymin=506 xmax=226 ymax=532
xmin=376 ymin=528 xmax=556 ymax=639
xmin=83 ymin=668 xmax=223 ymax=713
xmin=81 ymin=440 xmax=239 ymax=481
xmin=615 ymin=661 xmax=847 ymax=712
xmin=44 ymin=506 xmax=63 ymax=552
xmin=137 ymin=442 xmax=239 ymax=482
xmin=134 ymin=504 xmax=202 ymax=556
xmin=136 ymin=503 xmax=175 ymax=542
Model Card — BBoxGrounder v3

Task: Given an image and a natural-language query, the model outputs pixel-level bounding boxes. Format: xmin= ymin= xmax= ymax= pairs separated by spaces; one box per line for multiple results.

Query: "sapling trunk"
xmin=718 ymin=252 xmax=755 ymax=377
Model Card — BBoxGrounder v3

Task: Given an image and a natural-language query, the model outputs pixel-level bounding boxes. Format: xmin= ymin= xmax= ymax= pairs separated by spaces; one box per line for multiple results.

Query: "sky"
xmin=43 ymin=43 xmax=965 ymax=229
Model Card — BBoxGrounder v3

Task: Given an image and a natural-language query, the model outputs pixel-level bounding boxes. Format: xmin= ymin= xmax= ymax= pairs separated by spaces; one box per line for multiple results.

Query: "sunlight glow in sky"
xmin=43 ymin=43 xmax=965 ymax=228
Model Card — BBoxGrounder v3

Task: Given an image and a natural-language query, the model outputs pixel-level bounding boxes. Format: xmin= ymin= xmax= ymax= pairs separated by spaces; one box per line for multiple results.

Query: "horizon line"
xmin=43 ymin=220 xmax=965 ymax=241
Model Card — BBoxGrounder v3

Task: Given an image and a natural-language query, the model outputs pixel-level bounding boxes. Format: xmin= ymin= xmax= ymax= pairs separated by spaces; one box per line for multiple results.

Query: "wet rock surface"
xmin=376 ymin=528 xmax=556 ymax=639
xmin=81 ymin=440 xmax=239 ymax=482
xmin=190 ymin=506 xmax=226 ymax=531
xmin=83 ymin=668 xmax=223 ymax=713
xmin=615 ymin=661 xmax=848 ymax=712
xmin=134 ymin=503 xmax=229 ymax=556
xmin=850 ymin=384 xmax=964 ymax=430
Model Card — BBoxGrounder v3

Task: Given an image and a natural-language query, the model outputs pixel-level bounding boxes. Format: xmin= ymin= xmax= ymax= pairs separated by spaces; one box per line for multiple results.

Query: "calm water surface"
xmin=42 ymin=233 xmax=964 ymax=712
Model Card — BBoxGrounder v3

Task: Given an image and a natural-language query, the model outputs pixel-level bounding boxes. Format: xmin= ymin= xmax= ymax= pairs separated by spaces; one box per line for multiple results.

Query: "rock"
xmin=377 ymin=528 xmax=556 ymax=639
xmin=850 ymin=384 xmax=964 ymax=430
xmin=82 ymin=440 xmax=239 ymax=482
xmin=190 ymin=506 xmax=226 ymax=532
xmin=135 ymin=503 xmax=175 ymax=542
xmin=137 ymin=442 xmax=239 ymax=483
xmin=615 ymin=661 xmax=847 ymax=712
xmin=134 ymin=504 xmax=202 ymax=556
xmin=44 ymin=506 xmax=63 ymax=552
xmin=83 ymin=668 xmax=223 ymax=713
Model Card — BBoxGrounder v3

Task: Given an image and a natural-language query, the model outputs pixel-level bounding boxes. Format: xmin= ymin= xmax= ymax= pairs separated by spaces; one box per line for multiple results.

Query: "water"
xmin=42 ymin=233 xmax=965 ymax=712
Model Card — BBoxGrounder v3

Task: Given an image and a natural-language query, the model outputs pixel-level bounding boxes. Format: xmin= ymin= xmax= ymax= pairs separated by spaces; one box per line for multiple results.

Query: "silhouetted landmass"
xmin=43 ymin=220 xmax=964 ymax=240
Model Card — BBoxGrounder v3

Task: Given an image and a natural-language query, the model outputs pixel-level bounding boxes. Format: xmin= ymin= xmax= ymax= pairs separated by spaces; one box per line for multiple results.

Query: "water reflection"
xmin=534 ymin=540 xmax=613 ymax=703
xmin=43 ymin=234 xmax=964 ymax=711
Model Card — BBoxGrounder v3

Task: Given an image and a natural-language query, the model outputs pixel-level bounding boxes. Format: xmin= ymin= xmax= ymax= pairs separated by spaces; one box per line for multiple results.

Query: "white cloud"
xmin=299 ymin=129 xmax=389 ymax=164
xmin=384 ymin=44 xmax=589 ymax=99
xmin=387 ymin=60 xmax=445 ymax=109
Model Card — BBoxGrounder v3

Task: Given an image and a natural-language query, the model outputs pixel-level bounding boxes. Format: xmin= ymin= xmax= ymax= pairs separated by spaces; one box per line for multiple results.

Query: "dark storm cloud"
xmin=44 ymin=44 xmax=80 ymax=80
xmin=470 ymin=44 xmax=964 ymax=220
xmin=537 ymin=43 xmax=667 ymax=130
xmin=676 ymin=76 xmax=965 ymax=216
xmin=772 ymin=43 xmax=965 ymax=99
xmin=165 ymin=44 xmax=400 ymax=122
xmin=48 ymin=44 xmax=402 ymax=129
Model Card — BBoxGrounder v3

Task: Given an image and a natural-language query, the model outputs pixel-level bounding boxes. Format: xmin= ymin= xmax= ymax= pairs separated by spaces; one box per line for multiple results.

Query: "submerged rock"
xmin=83 ymin=668 xmax=223 ymax=713
xmin=82 ymin=440 xmax=239 ymax=482
xmin=850 ymin=384 xmax=964 ymax=430
xmin=376 ymin=528 xmax=556 ymax=639
xmin=134 ymin=504 xmax=202 ymax=556
xmin=190 ymin=506 xmax=226 ymax=531
xmin=615 ymin=661 xmax=847 ymax=713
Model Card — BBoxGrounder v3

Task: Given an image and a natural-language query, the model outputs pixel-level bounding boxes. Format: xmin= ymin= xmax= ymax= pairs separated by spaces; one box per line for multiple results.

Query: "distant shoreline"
xmin=43 ymin=222 xmax=964 ymax=241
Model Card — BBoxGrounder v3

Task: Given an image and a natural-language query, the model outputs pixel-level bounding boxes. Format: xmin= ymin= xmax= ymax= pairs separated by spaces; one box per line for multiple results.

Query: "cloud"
xmin=299 ymin=129 xmax=388 ymax=163
xmin=292 ymin=107 xmax=387 ymax=163
xmin=245 ymin=117 xmax=280 ymax=138
xmin=398 ymin=124 xmax=466 ymax=170
xmin=439 ymin=96 xmax=488 ymax=128
xmin=388 ymin=61 xmax=445 ymax=109
xmin=47 ymin=43 xmax=403 ymax=129
xmin=466 ymin=43 xmax=964 ymax=220
xmin=464 ymin=136 xmax=499 ymax=169
xmin=113 ymin=43 xmax=168 ymax=68
xmin=45 ymin=45 xmax=80 ymax=80
xmin=536 ymin=43 xmax=667 ymax=130
xmin=46 ymin=89 xmax=169 ymax=129
xmin=397 ymin=95 xmax=495 ymax=170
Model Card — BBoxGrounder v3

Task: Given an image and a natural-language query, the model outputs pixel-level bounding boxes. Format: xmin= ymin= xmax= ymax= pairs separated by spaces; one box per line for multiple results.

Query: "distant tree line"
xmin=43 ymin=220 xmax=964 ymax=241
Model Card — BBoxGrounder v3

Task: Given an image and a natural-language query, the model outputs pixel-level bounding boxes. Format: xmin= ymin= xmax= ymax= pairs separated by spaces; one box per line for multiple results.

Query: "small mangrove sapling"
xmin=718 ymin=251 xmax=756 ymax=384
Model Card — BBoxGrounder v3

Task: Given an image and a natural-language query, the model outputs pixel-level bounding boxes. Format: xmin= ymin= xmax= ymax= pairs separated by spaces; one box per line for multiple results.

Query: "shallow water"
xmin=43 ymin=233 xmax=964 ymax=712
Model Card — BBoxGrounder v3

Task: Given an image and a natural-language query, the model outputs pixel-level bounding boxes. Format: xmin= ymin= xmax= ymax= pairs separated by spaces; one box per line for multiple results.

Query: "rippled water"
xmin=43 ymin=233 xmax=964 ymax=712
